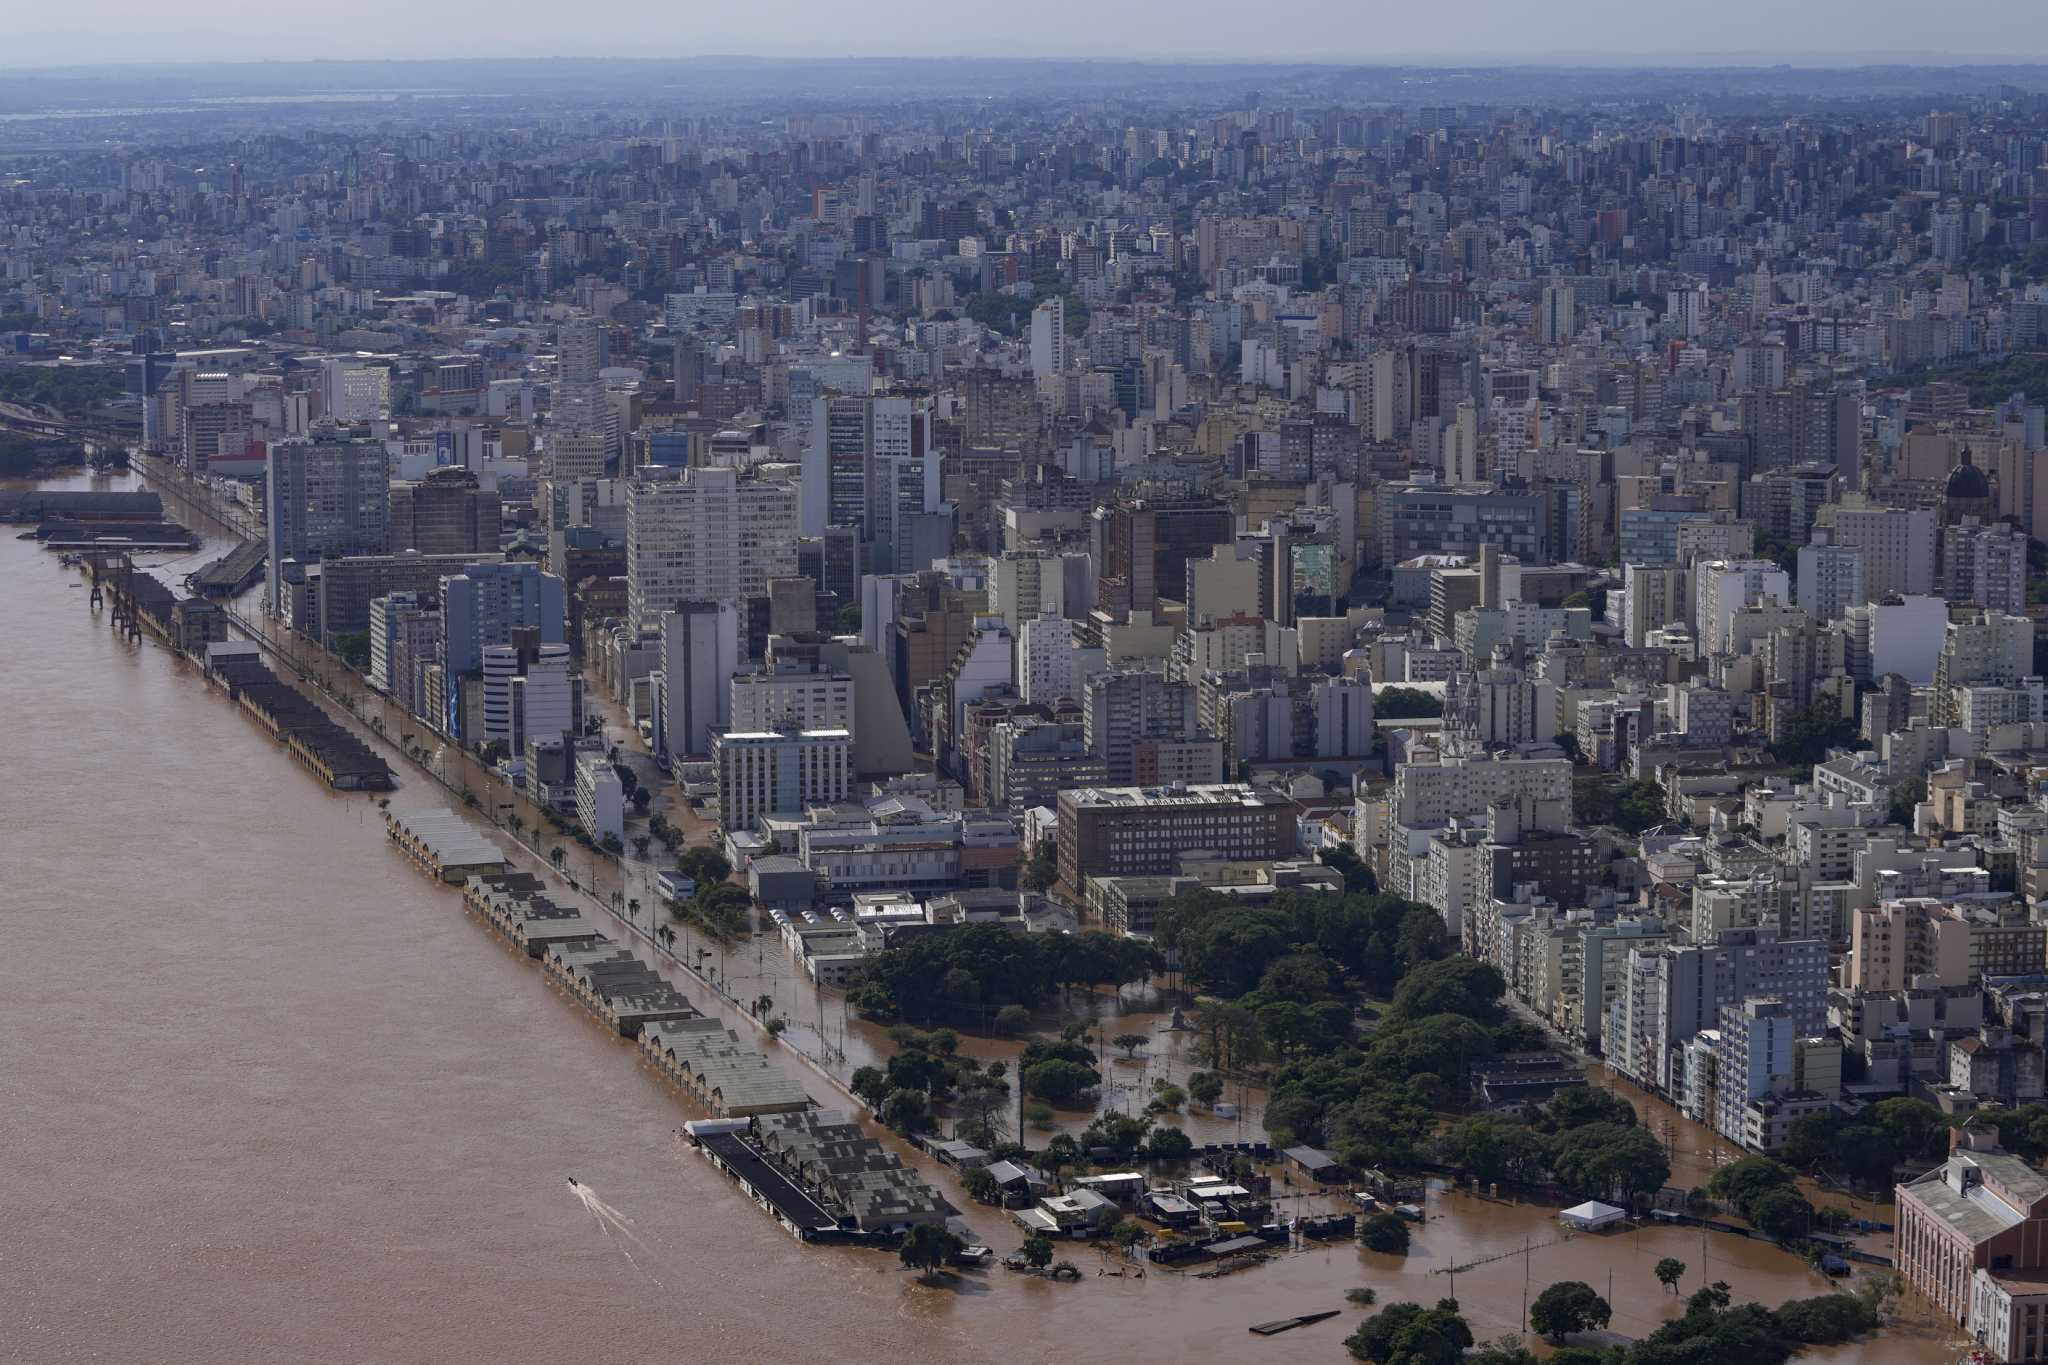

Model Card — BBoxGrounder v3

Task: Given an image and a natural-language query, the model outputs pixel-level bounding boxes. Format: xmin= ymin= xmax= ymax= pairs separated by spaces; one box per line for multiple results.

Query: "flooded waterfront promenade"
xmin=0 ymin=472 xmax=1963 ymax=1363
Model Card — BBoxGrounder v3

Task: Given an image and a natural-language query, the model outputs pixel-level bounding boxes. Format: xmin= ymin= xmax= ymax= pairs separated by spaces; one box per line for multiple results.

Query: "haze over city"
xmin=6 ymin=0 xmax=2048 ymax=66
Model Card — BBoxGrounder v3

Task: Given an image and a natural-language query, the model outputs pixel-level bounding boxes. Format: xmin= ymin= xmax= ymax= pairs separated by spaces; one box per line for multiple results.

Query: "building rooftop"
xmin=1901 ymin=1150 xmax=2048 ymax=1245
xmin=1060 ymin=783 xmax=1283 ymax=810
xmin=387 ymin=807 xmax=503 ymax=867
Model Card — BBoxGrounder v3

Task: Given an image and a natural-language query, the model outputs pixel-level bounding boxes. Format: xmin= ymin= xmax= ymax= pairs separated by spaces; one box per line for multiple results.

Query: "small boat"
xmin=1249 ymin=1311 xmax=1340 ymax=1336
xmin=567 ymin=1176 xmax=579 ymax=1187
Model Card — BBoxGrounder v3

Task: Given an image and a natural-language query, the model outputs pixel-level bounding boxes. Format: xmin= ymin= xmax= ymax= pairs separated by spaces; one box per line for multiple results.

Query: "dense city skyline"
xmin=14 ymin=43 xmax=2048 ymax=1365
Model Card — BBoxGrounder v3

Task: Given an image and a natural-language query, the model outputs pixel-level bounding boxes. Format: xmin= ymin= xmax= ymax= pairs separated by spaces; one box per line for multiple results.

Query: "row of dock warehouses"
xmin=376 ymin=822 xmax=954 ymax=1244
xmin=6 ymin=488 xmax=200 ymax=551
xmin=67 ymin=541 xmax=391 ymax=793
xmin=80 ymin=549 xmax=232 ymax=655
xmin=202 ymin=642 xmax=395 ymax=790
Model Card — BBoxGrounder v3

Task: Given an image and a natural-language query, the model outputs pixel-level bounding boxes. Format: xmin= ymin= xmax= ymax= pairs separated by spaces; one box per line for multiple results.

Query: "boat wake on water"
xmin=567 ymin=1179 xmax=667 ymax=1290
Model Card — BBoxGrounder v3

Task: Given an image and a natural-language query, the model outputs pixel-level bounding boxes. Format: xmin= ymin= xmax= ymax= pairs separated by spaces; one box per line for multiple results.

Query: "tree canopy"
xmin=1530 ymin=1281 xmax=1612 ymax=1341
xmin=1345 ymin=1299 xmax=1473 ymax=1364
xmin=1375 ymin=686 xmax=1444 ymax=719
xmin=1155 ymin=887 xmax=1449 ymax=1001
xmin=849 ymin=923 xmax=1159 ymax=1025
xmin=1768 ymin=699 xmax=1858 ymax=767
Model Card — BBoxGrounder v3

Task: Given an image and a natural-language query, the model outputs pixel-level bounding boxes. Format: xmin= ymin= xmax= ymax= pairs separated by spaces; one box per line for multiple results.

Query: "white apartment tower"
xmin=625 ymin=468 xmax=799 ymax=633
xmin=1827 ymin=503 xmax=1937 ymax=601
xmin=1030 ymin=297 xmax=1067 ymax=379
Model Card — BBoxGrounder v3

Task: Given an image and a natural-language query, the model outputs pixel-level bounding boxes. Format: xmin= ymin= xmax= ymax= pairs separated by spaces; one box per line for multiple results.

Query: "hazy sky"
xmin=8 ymin=0 xmax=2048 ymax=67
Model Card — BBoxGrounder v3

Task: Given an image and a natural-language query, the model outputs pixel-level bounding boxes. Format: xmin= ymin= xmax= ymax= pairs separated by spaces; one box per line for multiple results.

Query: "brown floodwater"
xmin=0 ymin=471 xmax=1966 ymax=1364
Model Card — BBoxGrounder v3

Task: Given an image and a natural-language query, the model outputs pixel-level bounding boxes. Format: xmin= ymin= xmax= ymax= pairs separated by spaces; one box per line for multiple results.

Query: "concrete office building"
xmin=266 ymin=431 xmax=390 ymax=611
xmin=386 ymin=603 xmax=444 ymax=723
xmin=369 ymin=591 xmax=426 ymax=693
xmin=1843 ymin=595 xmax=1949 ymax=685
xmin=1019 ymin=614 xmax=1095 ymax=706
xmin=1311 ymin=676 xmax=1376 ymax=758
xmin=1378 ymin=482 xmax=1545 ymax=566
xmin=798 ymin=394 xmax=872 ymax=540
xmin=1054 ymin=783 xmax=1293 ymax=889
xmin=315 ymin=549 xmax=486 ymax=645
xmin=989 ymin=550 xmax=1088 ymax=631
xmin=1621 ymin=564 xmax=1688 ymax=648
xmin=388 ymin=467 xmax=502 ymax=556
xmin=730 ymin=660 xmax=855 ymax=735
xmin=713 ymin=727 xmax=853 ymax=833
xmin=1091 ymin=498 xmax=1234 ymax=619
xmin=482 ymin=640 xmax=581 ymax=757
xmin=653 ymin=601 xmax=743 ymax=763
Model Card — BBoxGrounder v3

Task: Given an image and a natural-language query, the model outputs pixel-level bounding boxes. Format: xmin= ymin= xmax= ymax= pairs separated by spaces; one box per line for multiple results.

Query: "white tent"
xmin=1560 ymin=1200 xmax=1627 ymax=1231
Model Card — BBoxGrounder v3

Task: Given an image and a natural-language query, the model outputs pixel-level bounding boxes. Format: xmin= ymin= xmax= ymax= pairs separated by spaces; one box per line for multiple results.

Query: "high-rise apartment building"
xmin=1695 ymin=560 xmax=1792 ymax=656
xmin=1795 ymin=538 xmax=1865 ymax=624
xmin=1537 ymin=282 xmax=1575 ymax=345
xmin=1606 ymin=927 xmax=1828 ymax=1095
xmin=1030 ymin=297 xmax=1067 ymax=379
xmin=1945 ymin=519 xmax=2028 ymax=616
xmin=1826 ymin=502 xmax=1938 ymax=601
xmin=442 ymin=561 xmax=567 ymax=676
xmin=625 ymin=467 xmax=800 ymax=633
xmin=1084 ymin=670 xmax=1198 ymax=784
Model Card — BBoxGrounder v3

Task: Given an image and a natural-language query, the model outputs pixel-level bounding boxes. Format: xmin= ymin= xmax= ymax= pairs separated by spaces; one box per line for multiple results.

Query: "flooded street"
xmin=0 ymin=471 xmax=1965 ymax=1363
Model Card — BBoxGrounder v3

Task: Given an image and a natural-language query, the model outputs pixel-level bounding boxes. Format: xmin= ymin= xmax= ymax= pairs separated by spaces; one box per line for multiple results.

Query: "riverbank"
xmin=7 ymin=470 xmax=1965 ymax=1364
